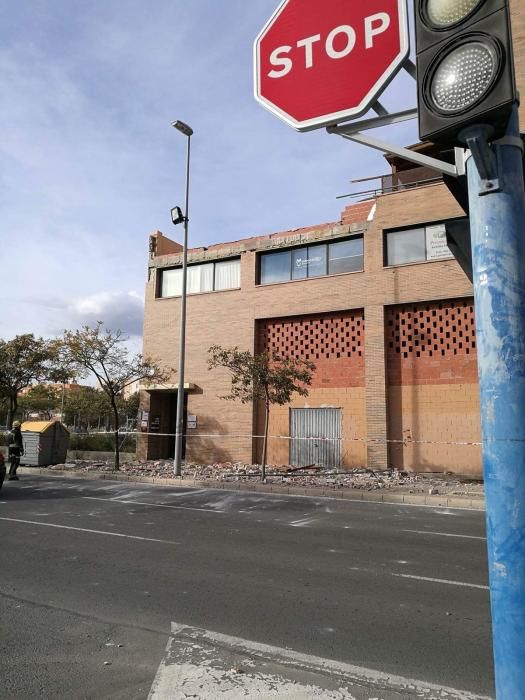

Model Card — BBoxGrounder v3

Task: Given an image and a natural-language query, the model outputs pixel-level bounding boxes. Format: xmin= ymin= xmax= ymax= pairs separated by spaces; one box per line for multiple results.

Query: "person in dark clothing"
xmin=7 ymin=421 xmax=24 ymax=480
xmin=0 ymin=451 xmax=5 ymax=491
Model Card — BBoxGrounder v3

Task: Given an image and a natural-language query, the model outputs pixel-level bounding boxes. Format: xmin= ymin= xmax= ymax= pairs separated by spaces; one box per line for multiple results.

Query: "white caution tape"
xmin=75 ymin=430 xmax=483 ymax=447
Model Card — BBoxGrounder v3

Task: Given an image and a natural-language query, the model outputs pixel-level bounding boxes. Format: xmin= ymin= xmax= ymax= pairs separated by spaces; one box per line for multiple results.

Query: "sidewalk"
xmin=16 ymin=463 xmax=485 ymax=510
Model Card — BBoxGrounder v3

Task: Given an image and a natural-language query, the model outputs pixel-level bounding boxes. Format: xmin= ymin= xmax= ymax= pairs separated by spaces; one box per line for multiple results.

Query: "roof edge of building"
xmin=149 ymin=199 xmax=376 ymax=267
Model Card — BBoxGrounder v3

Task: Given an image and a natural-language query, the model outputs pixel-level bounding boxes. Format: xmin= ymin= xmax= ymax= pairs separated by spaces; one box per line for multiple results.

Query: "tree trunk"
xmin=7 ymin=394 xmax=17 ymax=429
xmin=111 ymin=399 xmax=120 ymax=471
xmin=261 ymin=399 xmax=270 ymax=481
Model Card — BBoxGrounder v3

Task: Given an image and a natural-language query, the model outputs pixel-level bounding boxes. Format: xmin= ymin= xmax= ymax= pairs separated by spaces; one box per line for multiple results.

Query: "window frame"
xmin=157 ymin=257 xmax=241 ymax=298
xmin=383 ymin=218 xmax=465 ymax=268
xmin=258 ymin=235 xmax=364 ymax=286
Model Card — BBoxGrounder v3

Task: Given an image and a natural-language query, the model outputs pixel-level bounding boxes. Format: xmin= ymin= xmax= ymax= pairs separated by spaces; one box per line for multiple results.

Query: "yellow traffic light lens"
xmin=430 ymin=41 xmax=498 ymax=112
xmin=426 ymin=0 xmax=482 ymax=28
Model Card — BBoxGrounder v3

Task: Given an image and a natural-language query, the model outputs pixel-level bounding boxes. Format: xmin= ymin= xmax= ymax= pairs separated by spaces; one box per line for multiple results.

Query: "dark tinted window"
xmin=385 ymin=224 xmax=453 ymax=266
xmin=307 ymin=244 xmax=327 ymax=278
xmin=292 ymin=248 xmax=308 ymax=280
xmin=260 ymin=250 xmax=291 ymax=284
xmin=329 ymin=238 xmax=363 ymax=274
xmin=259 ymin=236 xmax=363 ymax=285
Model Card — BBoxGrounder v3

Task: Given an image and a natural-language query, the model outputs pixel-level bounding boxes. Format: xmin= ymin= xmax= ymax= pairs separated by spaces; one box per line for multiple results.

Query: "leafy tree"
xmin=121 ymin=391 xmax=140 ymax=425
xmin=0 ymin=394 xmax=9 ymax=427
xmin=63 ymin=386 xmax=112 ymax=430
xmin=63 ymin=387 xmax=139 ymax=434
xmin=61 ymin=323 xmax=171 ymax=470
xmin=208 ymin=346 xmax=315 ymax=480
xmin=18 ymin=384 xmax=60 ymax=420
xmin=0 ymin=335 xmax=59 ymax=427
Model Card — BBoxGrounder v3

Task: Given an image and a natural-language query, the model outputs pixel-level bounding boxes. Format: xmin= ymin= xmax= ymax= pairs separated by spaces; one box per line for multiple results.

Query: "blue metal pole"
xmin=465 ymin=106 xmax=525 ymax=698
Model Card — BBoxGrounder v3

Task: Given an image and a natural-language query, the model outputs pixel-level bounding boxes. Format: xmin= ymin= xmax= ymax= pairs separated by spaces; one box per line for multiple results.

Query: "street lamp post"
xmin=171 ymin=119 xmax=193 ymax=477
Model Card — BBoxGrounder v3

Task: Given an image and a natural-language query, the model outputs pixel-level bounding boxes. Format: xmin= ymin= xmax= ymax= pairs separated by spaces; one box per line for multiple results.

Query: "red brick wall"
xmin=385 ymin=298 xmax=481 ymax=473
xmin=386 ymin=299 xmax=478 ymax=386
xmin=257 ymin=310 xmax=365 ymax=388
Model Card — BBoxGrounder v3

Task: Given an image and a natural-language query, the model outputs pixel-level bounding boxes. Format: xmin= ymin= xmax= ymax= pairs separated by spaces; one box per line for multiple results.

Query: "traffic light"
xmin=415 ymin=0 xmax=517 ymax=146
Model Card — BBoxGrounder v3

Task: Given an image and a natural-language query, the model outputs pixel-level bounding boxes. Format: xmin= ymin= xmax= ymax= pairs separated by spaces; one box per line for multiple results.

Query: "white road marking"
xmin=402 ymin=528 xmax=486 ymax=540
xmin=289 ymin=516 xmax=317 ymax=527
xmin=148 ymin=621 xmax=491 ymax=699
xmin=392 ymin=573 xmax=489 ymax=590
xmin=0 ymin=517 xmax=180 ymax=545
xmin=82 ymin=496 xmax=224 ymax=513
xmin=348 ymin=566 xmax=489 ymax=591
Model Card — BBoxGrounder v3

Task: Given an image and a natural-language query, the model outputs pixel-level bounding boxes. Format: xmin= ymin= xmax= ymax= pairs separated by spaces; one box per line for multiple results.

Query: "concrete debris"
xmin=47 ymin=458 xmax=484 ymax=497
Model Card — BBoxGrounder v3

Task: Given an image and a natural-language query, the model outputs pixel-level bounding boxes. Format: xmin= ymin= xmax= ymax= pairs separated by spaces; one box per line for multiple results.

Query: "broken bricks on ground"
xmin=45 ymin=459 xmax=484 ymax=498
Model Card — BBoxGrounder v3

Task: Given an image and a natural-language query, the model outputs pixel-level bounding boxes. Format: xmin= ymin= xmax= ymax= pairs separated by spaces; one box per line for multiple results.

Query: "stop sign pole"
xmin=254 ymin=0 xmax=410 ymax=131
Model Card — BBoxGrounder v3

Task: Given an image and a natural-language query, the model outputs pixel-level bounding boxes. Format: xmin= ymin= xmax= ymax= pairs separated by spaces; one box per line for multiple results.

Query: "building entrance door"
xmin=290 ymin=408 xmax=341 ymax=468
xmin=148 ymin=391 xmax=187 ymax=460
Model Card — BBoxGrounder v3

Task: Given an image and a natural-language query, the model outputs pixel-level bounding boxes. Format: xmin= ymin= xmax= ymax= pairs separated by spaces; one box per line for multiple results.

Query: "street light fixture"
xmin=171 ymin=119 xmax=193 ymax=477
xmin=171 ymin=206 xmax=185 ymax=226
xmin=172 ymin=120 xmax=194 ymax=137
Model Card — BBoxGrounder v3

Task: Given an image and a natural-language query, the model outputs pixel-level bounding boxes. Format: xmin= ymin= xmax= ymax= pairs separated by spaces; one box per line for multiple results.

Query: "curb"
xmin=16 ymin=467 xmax=485 ymax=510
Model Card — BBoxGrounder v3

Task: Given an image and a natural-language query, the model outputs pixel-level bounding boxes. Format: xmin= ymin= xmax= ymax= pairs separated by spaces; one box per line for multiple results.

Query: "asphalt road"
xmin=0 ymin=475 xmax=493 ymax=698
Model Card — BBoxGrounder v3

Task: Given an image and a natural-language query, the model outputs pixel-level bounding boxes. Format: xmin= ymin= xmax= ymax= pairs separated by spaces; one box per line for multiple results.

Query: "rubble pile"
xmin=49 ymin=459 xmax=115 ymax=473
xmin=47 ymin=459 xmax=484 ymax=496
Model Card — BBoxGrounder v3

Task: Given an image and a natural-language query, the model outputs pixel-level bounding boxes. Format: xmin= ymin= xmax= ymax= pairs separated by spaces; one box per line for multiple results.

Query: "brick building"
xmin=139 ymin=4 xmax=525 ymax=477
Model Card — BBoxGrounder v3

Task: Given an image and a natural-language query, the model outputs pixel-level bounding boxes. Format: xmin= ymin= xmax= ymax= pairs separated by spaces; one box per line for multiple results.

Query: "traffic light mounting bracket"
xmin=326 ymin=57 xmax=464 ymax=178
xmin=458 ymin=123 xmax=525 ymax=196
xmin=460 ymin=125 xmax=501 ymax=195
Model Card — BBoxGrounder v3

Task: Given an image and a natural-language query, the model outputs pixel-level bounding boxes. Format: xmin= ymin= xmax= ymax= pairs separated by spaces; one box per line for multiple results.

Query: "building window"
xmin=215 ymin=258 xmax=240 ymax=290
xmin=159 ymin=258 xmax=240 ymax=298
xmin=329 ymin=238 xmax=364 ymax=274
xmin=259 ymin=236 xmax=363 ymax=285
xmin=385 ymin=223 xmax=454 ymax=266
xmin=261 ymin=250 xmax=290 ymax=284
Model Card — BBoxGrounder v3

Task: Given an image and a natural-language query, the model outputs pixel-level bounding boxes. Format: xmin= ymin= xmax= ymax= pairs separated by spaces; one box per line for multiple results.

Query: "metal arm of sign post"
xmin=372 ymin=102 xmax=389 ymax=118
xmin=328 ymin=125 xmax=459 ymax=177
xmin=403 ymin=58 xmax=417 ymax=80
xmin=328 ymin=108 xmax=417 ymax=135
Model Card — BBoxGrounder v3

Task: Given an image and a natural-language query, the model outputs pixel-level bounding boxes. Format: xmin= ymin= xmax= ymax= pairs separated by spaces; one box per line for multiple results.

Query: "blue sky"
xmin=0 ymin=0 xmax=418 ymax=344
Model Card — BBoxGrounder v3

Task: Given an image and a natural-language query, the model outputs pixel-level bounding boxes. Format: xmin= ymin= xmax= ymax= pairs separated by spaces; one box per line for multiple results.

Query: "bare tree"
xmin=208 ymin=345 xmax=315 ymax=480
xmin=62 ymin=323 xmax=171 ymax=470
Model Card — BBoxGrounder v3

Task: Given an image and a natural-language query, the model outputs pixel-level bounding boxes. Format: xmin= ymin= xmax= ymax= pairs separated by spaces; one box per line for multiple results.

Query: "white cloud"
xmin=67 ymin=291 xmax=144 ymax=337
xmin=1 ymin=290 xmax=144 ymax=344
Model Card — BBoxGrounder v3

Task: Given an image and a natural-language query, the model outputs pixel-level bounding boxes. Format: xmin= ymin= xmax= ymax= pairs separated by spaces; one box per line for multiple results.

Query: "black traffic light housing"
xmin=415 ymin=0 xmax=516 ymax=147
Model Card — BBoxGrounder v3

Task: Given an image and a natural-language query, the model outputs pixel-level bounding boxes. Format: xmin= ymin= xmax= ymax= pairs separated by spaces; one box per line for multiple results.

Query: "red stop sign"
xmin=254 ymin=0 xmax=409 ymax=131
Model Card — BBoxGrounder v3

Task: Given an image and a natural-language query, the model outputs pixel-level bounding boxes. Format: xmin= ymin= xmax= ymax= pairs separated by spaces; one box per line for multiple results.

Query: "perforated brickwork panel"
xmin=386 ymin=298 xmax=478 ymax=385
xmin=260 ymin=312 xmax=364 ymax=360
xmin=258 ymin=311 xmax=365 ymax=388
